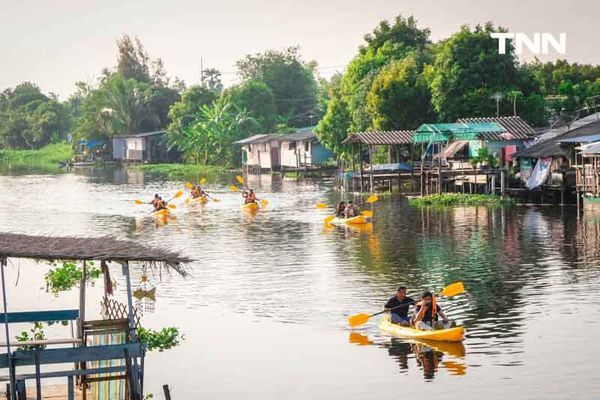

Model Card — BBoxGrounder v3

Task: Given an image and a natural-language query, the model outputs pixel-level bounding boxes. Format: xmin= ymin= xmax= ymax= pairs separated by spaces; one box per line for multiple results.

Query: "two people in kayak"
xmin=150 ymin=194 xmax=168 ymax=212
xmin=385 ymin=286 xmax=452 ymax=331
xmin=335 ymin=201 xmax=360 ymax=218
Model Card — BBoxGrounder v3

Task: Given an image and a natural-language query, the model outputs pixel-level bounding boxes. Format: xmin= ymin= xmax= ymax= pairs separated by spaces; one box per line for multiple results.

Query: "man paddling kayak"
xmin=345 ymin=201 xmax=359 ymax=218
xmin=191 ymin=185 xmax=207 ymax=200
xmin=413 ymin=291 xmax=452 ymax=331
xmin=385 ymin=286 xmax=414 ymax=326
xmin=150 ymin=194 xmax=168 ymax=212
xmin=243 ymin=189 xmax=257 ymax=204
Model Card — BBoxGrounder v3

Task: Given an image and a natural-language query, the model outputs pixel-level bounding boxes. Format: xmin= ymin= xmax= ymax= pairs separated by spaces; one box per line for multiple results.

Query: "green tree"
xmin=168 ymin=100 xmax=257 ymax=165
xmin=428 ymin=23 xmax=542 ymax=122
xmin=366 ymin=53 xmax=434 ymax=130
xmin=0 ymin=83 xmax=71 ymax=149
xmin=167 ymin=85 xmax=219 ymax=145
xmin=318 ymin=14 xmax=431 ymax=155
xmin=224 ymin=79 xmax=276 ymax=133
xmin=236 ymin=47 xmax=317 ymax=126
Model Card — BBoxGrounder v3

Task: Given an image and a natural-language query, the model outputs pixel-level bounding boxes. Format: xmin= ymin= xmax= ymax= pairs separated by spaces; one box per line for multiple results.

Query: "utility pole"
xmin=200 ymin=57 xmax=204 ymax=86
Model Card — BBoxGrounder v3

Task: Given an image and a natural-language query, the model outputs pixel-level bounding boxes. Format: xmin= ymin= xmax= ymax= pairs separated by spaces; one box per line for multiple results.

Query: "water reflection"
xmin=2 ymin=167 xmax=600 ymax=398
xmin=349 ymin=333 xmax=467 ymax=380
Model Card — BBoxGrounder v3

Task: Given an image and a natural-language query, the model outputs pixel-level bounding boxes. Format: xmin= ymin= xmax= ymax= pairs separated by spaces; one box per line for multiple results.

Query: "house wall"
xmin=243 ymin=142 xmax=275 ymax=169
xmin=112 ymin=138 xmax=127 ymax=160
xmin=312 ymin=143 xmax=334 ymax=164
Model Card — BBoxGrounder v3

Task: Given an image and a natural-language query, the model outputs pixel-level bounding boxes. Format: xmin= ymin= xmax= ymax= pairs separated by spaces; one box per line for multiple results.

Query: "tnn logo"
xmin=491 ymin=33 xmax=567 ymax=55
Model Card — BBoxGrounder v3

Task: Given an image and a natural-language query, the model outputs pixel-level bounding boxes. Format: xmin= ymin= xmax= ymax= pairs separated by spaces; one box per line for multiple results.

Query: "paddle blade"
xmin=236 ymin=175 xmax=245 ymax=185
xmin=211 ymin=197 xmax=220 ymax=202
xmin=200 ymin=178 xmax=207 ymax=185
xmin=361 ymin=210 xmax=373 ymax=217
xmin=230 ymin=185 xmax=239 ymax=192
xmin=316 ymin=203 xmax=328 ymax=209
xmin=348 ymin=313 xmax=371 ymax=328
xmin=323 ymin=215 xmax=335 ymax=225
xmin=185 ymin=182 xmax=194 ymax=189
xmin=441 ymin=281 xmax=465 ymax=297
xmin=134 ymin=200 xmax=144 ymax=205
xmin=168 ymin=204 xmax=177 ymax=209
xmin=260 ymin=199 xmax=269 ymax=207
xmin=173 ymin=190 xmax=183 ymax=199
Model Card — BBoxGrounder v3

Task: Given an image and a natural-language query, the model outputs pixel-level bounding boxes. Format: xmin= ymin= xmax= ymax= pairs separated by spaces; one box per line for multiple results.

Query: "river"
xmin=0 ymin=164 xmax=599 ymax=399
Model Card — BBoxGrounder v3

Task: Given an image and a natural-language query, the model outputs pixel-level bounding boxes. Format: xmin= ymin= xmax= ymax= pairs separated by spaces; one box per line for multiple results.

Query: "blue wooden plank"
xmin=0 ymin=343 xmax=144 ymax=368
xmin=0 ymin=310 xmax=79 ymax=323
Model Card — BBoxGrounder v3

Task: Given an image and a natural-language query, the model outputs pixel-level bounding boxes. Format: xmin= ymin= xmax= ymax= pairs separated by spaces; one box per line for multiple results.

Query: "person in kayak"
xmin=244 ymin=189 xmax=257 ymax=204
xmin=385 ymin=286 xmax=415 ymax=326
xmin=191 ymin=185 xmax=206 ymax=199
xmin=344 ymin=201 xmax=359 ymax=218
xmin=412 ymin=291 xmax=451 ymax=331
xmin=149 ymin=194 xmax=164 ymax=211
xmin=335 ymin=201 xmax=346 ymax=218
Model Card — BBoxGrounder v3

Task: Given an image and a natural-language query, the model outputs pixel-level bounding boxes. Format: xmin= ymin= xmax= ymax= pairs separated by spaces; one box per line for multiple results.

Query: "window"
xmin=304 ymin=141 xmax=310 ymax=152
xmin=289 ymin=141 xmax=296 ymax=150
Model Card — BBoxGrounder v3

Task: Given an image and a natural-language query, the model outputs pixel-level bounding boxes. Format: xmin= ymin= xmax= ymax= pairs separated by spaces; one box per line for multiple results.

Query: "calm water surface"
xmin=0 ymin=165 xmax=599 ymax=399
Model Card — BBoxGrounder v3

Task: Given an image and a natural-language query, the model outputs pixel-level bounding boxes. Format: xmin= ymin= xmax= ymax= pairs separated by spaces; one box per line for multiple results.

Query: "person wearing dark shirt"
xmin=384 ymin=286 xmax=414 ymax=326
xmin=413 ymin=290 xmax=451 ymax=331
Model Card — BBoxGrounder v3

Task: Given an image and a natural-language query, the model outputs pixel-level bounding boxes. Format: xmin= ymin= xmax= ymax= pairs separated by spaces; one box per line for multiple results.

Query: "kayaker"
xmin=384 ymin=286 xmax=415 ymax=326
xmin=345 ymin=201 xmax=359 ymax=218
xmin=149 ymin=194 xmax=163 ymax=211
xmin=244 ymin=189 xmax=257 ymax=204
xmin=335 ymin=202 xmax=346 ymax=218
xmin=412 ymin=291 xmax=451 ymax=331
xmin=191 ymin=185 xmax=206 ymax=199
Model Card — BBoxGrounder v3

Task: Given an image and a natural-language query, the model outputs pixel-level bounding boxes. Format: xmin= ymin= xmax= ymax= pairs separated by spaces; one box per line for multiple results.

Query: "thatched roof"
xmin=0 ymin=233 xmax=192 ymax=273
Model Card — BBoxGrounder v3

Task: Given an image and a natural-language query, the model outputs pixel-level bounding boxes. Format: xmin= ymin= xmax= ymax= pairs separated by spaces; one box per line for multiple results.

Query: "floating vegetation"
xmin=45 ymin=261 xmax=101 ymax=294
xmin=137 ymin=326 xmax=184 ymax=352
xmin=409 ymin=193 xmax=515 ymax=206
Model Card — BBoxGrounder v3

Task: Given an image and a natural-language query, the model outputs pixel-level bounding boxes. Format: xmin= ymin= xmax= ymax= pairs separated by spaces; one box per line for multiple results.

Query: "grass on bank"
xmin=409 ymin=193 xmax=515 ymax=206
xmin=0 ymin=142 xmax=73 ymax=164
xmin=133 ymin=163 xmax=232 ymax=179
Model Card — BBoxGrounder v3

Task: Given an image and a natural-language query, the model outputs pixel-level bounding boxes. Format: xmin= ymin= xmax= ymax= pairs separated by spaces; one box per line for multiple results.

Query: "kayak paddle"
xmin=347 ymin=281 xmax=465 ymax=328
xmin=324 ymin=215 xmax=335 ymax=225
xmin=316 ymin=202 xmax=328 ymax=209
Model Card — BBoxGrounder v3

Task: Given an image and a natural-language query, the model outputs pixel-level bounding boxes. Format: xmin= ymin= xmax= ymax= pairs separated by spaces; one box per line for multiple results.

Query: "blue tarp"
xmin=371 ymin=163 xmax=413 ymax=172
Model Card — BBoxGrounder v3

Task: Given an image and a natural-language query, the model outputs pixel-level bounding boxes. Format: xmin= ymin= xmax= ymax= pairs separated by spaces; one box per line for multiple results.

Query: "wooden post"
xmin=163 ymin=385 xmax=172 ymax=400
xmin=78 ymin=260 xmax=87 ymax=340
xmin=0 ymin=259 xmax=16 ymax=400
xmin=359 ymin=145 xmax=364 ymax=193
xmin=500 ymin=169 xmax=506 ymax=198
xmin=369 ymin=145 xmax=374 ymax=193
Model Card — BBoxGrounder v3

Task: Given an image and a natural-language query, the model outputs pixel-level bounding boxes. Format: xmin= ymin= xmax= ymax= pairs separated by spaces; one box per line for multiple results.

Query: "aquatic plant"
xmin=409 ymin=193 xmax=515 ymax=206
xmin=45 ymin=261 xmax=101 ymax=294
xmin=133 ymin=163 xmax=230 ymax=180
xmin=137 ymin=326 xmax=184 ymax=352
xmin=15 ymin=322 xmax=47 ymax=351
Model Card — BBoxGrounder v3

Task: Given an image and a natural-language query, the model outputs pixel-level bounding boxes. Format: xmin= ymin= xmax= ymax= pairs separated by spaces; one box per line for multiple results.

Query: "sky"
xmin=1 ymin=0 xmax=599 ymax=99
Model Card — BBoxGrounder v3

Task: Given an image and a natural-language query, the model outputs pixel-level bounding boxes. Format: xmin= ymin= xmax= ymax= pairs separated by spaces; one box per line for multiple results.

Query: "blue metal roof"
xmin=560 ymin=133 xmax=600 ymax=143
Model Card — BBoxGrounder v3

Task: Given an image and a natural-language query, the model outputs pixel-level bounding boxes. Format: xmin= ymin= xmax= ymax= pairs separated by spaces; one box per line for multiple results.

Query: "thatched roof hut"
xmin=0 ymin=233 xmax=192 ymax=274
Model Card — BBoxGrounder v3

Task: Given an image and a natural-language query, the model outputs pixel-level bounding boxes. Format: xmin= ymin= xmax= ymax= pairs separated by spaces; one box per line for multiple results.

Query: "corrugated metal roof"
xmin=115 ymin=130 xmax=166 ymax=138
xmin=234 ymin=134 xmax=283 ymax=145
xmin=457 ymin=116 xmax=536 ymax=139
xmin=515 ymin=119 xmax=600 ymax=158
xmin=343 ymin=130 xmax=414 ymax=145
xmin=281 ymin=131 xmax=316 ymax=141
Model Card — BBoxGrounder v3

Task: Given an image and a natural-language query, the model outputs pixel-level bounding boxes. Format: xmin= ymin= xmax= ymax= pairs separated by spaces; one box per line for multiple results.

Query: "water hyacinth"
xmin=409 ymin=193 xmax=515 ymax=206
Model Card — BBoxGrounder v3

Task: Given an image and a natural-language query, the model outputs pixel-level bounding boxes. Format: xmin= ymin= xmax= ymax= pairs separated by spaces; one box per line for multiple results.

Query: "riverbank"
xmin=133 ymin=163 xmax=233 ymax=180
xmin=409 ymin=193 xmax=515 ymax=206
xmin=0 ymin=142 xmax=73 ymax=164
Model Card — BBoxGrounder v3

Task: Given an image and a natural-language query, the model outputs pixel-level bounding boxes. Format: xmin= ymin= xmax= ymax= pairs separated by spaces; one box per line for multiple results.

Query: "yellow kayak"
xmin=243 ymin=202 xmax=259 ymax=211
xmin=189 ymin=196 xmax=208 ymax=204
xmin=378 ymin=315 xmax=465 ymax=342
xmin=330 ymin=215 xmax=371 ymax=225
xmin=152 ymin=208 xmax=171 ymax=218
